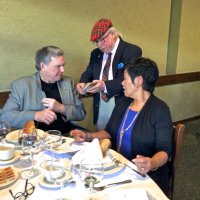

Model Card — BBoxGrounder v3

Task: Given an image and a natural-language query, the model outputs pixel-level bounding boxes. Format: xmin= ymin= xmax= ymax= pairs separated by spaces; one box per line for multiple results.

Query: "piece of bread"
xmin=0 ymin=167 xmax=15 ymax=184
xmin=23 ymin=120 xmax=36 ymax=134
xmin=99 ymin=139 xmax=111 ymax=157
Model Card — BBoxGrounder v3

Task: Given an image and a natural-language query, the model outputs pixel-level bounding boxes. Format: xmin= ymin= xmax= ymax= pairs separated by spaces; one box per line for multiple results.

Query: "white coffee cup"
xmin=44 ymin=160 xmax=64 ymax=182
xmin=0 ymin=143 xmax=15 ymax=160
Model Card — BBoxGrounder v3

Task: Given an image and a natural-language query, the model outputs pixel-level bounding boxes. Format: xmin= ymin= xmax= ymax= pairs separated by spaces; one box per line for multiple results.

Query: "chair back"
xmin=168 ymin=123 xmax=185 ymax=199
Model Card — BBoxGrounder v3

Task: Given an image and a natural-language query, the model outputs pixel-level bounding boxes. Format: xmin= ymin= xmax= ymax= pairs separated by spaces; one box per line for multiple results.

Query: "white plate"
xmin=0 ymin=167 xmax=18 ymax=188
xmin=46 ymin=138 xmax=89 ymax=154
xmin=104 ymin=164 xmax=125 ymax=175
xmin=5 ymin=129 xmax=47 ymax=144
xmin=73 ymin=162 xmax=124 ymax=176
xmin=0 ymin=152 xmax=21 ymax=165
xmin=38 ymin=172 xmax=73 ymax=190
xmin=69 ymin=140 xmax=89 ymax=152
xmin=102 ymin=153 xmax=117 ymax=171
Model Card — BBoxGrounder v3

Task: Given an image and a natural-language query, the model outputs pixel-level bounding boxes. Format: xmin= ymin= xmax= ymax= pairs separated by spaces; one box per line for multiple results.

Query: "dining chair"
xmin=168 ymin=123 xmax=185 ymax=199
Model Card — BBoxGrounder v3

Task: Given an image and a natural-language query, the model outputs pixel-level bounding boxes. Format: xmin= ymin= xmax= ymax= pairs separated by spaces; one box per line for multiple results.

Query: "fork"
xmin=93 ymin=179 xmax=132 ymax=191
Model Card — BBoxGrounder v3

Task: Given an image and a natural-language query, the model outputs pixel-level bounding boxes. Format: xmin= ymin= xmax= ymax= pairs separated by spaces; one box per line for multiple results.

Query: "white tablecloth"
xmin=0 ymin=137 xmax=169 ymax=200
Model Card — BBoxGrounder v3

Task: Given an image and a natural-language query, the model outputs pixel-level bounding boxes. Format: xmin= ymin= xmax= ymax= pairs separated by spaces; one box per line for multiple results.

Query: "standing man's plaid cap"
xmin=90 ymin=18 xmax=113 ymax=42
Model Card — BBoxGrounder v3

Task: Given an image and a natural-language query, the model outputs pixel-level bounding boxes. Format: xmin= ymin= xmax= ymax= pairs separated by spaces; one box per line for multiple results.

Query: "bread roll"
xmin=23 ymin=120 xmax=36 ymax=134
xmin=99 ymin=139 xmax=111 ymax=157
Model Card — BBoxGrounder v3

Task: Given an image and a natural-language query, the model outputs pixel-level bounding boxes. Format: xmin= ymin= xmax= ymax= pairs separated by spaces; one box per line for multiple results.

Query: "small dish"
xmin=0 ymin=143 xmax=15 ymax=160
xmin=38 ymin=172 xmax=73 ymax=190
xmin=0 ymin=152 xmax=20 ymax=165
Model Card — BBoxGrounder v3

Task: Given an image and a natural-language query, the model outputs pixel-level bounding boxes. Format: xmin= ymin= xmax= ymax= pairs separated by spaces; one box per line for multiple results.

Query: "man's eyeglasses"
xmin=94 ymin=32 xmax=110 ymax=44
xmin=9 ymin=179 xmax=35 ymax=200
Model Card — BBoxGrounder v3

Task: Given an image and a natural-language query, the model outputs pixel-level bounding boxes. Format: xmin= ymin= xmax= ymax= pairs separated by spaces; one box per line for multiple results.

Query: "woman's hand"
xmin=132 ymin=152 xmax=168 ymax=174
xmin=70 ymin=129 xmax=87 ymax=142
xmin=132 ymin=155 xmax=152 ymax=174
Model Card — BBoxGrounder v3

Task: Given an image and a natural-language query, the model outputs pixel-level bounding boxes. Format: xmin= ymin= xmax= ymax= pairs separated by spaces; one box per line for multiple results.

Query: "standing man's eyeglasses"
xmin=9 ymin=179 xmax=35 ymax=200
xmin=94 ymin=32 xmax=110 ymax=44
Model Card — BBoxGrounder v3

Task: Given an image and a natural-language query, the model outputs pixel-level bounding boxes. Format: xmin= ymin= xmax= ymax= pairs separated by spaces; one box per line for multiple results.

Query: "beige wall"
xmin=0 ymin=0 xmax=199 ymax=130
xmin=177 ymin=0 xmax=200 ymax=73
xmin=0 ymin=0 xmax=171 ymax=90
xmin=155 ymin=82 xmax=200 ymax=122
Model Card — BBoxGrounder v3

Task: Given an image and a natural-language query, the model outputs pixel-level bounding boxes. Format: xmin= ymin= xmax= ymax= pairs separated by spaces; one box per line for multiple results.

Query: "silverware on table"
xmin=114 ymin=159 xmax=146 ymax=178
xmin=93 ymin=179 xmax=132 ymax=191
xmin=108 ymin=151 xmax=146 ymax=178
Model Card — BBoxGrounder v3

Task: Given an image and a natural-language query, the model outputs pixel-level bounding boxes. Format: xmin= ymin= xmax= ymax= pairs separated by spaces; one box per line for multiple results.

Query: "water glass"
xmin=0 ymin=120 xmax=11 ymax=143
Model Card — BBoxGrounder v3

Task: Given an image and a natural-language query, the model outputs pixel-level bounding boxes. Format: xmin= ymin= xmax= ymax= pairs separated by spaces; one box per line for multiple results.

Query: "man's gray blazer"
xmin=0 ymin=72 xmax=85 ymax=129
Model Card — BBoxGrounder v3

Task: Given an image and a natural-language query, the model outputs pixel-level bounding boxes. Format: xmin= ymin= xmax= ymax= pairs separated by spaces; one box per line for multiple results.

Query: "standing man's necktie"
xmin=101 ymin=52 xmax=112 ymax=102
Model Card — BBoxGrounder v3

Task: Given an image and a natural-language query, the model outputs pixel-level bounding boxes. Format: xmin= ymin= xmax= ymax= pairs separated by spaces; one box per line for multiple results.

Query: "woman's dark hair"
xmin=125 ymin=57 xmax=159 ymax=92
xmin=35 ymin=46 xmax=64 ymax=70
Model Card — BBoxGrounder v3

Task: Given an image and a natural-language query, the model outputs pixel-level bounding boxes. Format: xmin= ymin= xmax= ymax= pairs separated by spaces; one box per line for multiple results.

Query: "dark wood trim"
xmin=156 ymin=71 xmax=200 ymax=86
xmin=0 ymin=91 xmax=10 ymax=108
xmin=174 ymin=116 xmax=200 ymax=125
xmin=0 ymin=71 xmax=200 ymax=113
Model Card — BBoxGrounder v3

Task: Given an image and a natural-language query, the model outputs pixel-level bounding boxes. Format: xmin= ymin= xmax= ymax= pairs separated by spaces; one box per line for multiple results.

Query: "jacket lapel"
xmin=93 ymin=51 xmax=103 ymax=79
xmin=57 ymin=78 xmax=70 ymax=104
xmin=112 ymin=39 xmax=126 ymax=77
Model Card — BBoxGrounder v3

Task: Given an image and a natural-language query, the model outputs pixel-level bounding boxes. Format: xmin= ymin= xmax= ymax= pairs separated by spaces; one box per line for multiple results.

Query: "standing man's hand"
xmin=87 ymin=80 xmax=105 ymax=93
xmin=76 ymin=83 xmax=86 ymax=94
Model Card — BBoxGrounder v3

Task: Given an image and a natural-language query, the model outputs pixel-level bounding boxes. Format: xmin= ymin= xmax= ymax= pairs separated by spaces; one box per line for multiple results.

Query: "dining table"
xmin=0 ymin=133 xmax=169 ymax=200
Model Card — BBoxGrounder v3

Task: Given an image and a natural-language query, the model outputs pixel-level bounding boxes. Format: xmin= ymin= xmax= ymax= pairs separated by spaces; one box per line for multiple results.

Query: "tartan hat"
xmin=90 ymin=18 xmax=113 ymax=42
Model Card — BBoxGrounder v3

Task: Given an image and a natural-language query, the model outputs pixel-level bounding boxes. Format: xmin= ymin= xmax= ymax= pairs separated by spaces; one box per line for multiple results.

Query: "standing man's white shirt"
xmin=96 ymin=38 xmax=120 ymax=130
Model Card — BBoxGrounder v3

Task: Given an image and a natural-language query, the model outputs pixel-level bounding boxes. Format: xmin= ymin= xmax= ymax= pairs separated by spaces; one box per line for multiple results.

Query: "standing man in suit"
xmin=0 ymin=46 xmax=86 ymax=135
xmin=76 ymin=18 xmax=142 ymax=130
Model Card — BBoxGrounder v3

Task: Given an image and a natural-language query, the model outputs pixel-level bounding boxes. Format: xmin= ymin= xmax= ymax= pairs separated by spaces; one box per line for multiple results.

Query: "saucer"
xmin=0 ymin=152 xmax=20 ymax=165
xmin=39 ymin=171 xmax=73 ymax=190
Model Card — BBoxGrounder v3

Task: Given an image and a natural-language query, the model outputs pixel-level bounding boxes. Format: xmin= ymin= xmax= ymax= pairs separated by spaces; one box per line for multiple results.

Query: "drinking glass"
xmin=19 ymin=129 xmax=43 ymax=179
xmin=0 ymin=120 xmax=11 ymax=143
xmin=18 ymin=129 xmax=32 ymax=168
xmin=80 ymin=158 xmax=104 ymax=193
xmin=45 ymin=130 xmax=62 ymax=160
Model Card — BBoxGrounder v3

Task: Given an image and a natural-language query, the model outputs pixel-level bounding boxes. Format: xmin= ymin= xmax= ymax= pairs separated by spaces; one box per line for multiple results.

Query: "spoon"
xmin=93 ymin=179 xmax=132 ymax=191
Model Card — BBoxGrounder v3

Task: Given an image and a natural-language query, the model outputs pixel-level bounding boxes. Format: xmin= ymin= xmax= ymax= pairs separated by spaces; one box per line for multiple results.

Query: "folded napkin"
xmin=72 ymin=138 xmax=103 ymax=165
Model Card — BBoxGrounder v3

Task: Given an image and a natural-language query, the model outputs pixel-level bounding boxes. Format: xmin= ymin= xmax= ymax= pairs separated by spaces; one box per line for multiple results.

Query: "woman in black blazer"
xmin=71 ymin=57 xmax=173 ymax=194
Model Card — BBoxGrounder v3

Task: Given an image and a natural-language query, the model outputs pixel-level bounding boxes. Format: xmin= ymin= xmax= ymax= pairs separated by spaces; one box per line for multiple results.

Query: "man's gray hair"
xmin=107 ymin=27 xmax=122 ymax=39
xmin=35 ymin=46 xmax=64 ymax=70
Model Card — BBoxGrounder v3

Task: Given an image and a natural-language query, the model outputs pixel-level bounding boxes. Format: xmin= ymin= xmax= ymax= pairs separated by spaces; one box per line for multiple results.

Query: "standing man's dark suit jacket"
xmin=80 ymin=38 xmax=142 ymax=124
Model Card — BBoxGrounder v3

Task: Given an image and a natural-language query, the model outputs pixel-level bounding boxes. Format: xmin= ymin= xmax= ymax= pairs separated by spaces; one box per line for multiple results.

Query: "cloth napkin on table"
xmin=72 ymin=138 xmax=103 ymax=165
xmin=100 ymin=188 xmax=149 ymax=200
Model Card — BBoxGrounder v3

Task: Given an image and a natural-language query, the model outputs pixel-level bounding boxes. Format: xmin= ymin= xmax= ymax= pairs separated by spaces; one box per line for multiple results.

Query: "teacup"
xmin=44 ymin=160 xmax=64 ymax=182
xmin=0 ymin=143 xmax=15 ymax=160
